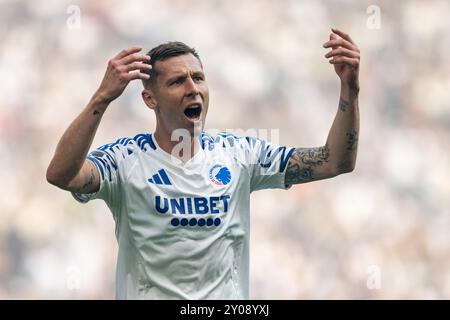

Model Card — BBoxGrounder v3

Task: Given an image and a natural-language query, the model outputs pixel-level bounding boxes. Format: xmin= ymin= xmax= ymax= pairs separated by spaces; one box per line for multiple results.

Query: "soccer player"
xmin=47 ymin=27 xmax=360 ymax=299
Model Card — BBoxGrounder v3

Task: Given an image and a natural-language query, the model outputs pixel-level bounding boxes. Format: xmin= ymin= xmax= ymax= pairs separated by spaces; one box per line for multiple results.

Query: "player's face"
xmin=146 ymin=53 xmax=209 ymax=135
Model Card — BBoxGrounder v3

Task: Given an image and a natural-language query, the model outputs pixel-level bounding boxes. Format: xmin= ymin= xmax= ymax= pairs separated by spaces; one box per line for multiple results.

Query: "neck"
xmin=153 ymin=124 xmax=202 ymax=163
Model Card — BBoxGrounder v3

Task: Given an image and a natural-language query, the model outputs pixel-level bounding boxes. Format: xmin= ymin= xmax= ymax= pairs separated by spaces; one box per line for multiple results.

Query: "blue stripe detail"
xmin=218 ymin=132 xmax=238 ymax=139
xmin=89 ymin=133 xmax=158 ymax=184
xmin=280 ymin=147 xmax=295 ymax=173
xmin=97 ymin=133 xmax=157 ymax=153
xmin=102 ymin=151 xmax=118 ymax=170
xmin=134 ymin=134 xmax=147 ymax=150
xmin=134 ymin=134 xmax=145 ymax=147
xmin=132 ymin=133 xmax=156 ymax=152
xmin=87 ymin=156 xmax=105 ymax=180
xmin=148 ymin=134 xmax=157 ymax=150
xmin=200 ymin=132 xmax=215 ymax=150
xmin=96 ymin=157 xmax=112 ymax=182
xmin=158 ymin=169 xmax=171 ymax=185
xmin=148 ymin=169 xmax=171 ymax=185
xmin=246 ymin=136 xmax=257 ymax=148
xmin=200 ymin=133 xmax=206 ymax=150
xmin=152 ymin=174 xmax=162 ymax=184
xmin=98 ymin=144 xmax=109 ymax=151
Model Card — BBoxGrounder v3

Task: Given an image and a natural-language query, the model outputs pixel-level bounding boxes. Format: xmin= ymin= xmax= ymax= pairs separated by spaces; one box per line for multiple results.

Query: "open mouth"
xmin=183 ymin=104 xmax=202 ymax=120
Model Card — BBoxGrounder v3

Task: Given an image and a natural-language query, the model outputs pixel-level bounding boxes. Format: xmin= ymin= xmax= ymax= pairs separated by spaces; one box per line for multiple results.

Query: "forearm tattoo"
xmin=339 ymin=97 xmax=350 ymax=112
xmin=285 ymin=144 xmax=330 ymax=185
xmin=335 ymin=131 xmax=358 ymax=172
xmin=349 ymin=78 xmax=360 ymax=95
xmin=346 ymin=130 xmax=358 ymax=151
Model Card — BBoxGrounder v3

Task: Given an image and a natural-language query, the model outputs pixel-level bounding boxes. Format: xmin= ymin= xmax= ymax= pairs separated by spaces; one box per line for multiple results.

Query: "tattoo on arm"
xmin=80 ymin=168 xmax=95 ymax=192
xmin=285 ymin=144 xmax=330 ymax=185
xmin=349 ymin=78 xmax=360 ymax=95
xmin=335 ymin=131 xmax=358 ymax=172
xmin=93 ymin=110 xmax=100 ymax=115
xmin=346 ymin=130 xmax=358 ymax=151
xmin=339 ymin=98 xmax=350 ymax=112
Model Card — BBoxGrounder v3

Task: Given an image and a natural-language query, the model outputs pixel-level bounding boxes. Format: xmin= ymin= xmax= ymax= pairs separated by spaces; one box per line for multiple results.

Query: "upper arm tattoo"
xmin=79 ymin=167 xmax=96 ymax=193
xmin=285 ymin=144 xmax=331 ymax=185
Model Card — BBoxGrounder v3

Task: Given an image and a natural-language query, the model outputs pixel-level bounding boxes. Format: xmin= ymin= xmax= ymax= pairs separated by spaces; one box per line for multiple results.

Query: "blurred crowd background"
xmin=0 ymin=0 xmax=449 ymax=299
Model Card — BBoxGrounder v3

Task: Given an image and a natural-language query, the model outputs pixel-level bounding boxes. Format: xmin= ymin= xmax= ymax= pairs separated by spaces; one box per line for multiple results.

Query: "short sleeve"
xmin=72 ymin=141 xmax=130 ymax=206
xmin=243 ymin=137 xmax=295 ymax=192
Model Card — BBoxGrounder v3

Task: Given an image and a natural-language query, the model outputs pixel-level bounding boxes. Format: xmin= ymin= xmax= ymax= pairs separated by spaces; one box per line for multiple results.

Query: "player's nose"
xmin=185 ymin=77 xmax=200 ymax=97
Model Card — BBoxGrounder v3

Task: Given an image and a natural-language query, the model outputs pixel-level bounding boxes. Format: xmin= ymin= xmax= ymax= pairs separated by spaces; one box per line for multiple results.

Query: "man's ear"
xmin=142 ymin=88 xmax=157 ymax=110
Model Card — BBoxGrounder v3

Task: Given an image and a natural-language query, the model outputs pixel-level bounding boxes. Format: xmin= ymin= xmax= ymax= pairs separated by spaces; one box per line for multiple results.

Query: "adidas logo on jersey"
xmin=148 ymin=169 xmax=172 ymax=185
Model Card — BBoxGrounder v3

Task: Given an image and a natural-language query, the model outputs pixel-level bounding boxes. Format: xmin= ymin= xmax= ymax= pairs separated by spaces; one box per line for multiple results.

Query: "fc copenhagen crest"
xmin=209 ymin=164 xmax=231 ymax=186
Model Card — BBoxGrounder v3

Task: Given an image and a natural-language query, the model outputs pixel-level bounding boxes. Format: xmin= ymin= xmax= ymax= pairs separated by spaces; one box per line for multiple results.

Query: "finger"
xmin=329 ymin=33 xmax=338 ymax=50
xmin=125 ymin=61 xmax=152 ymax=72
xmin=322 ymin=33 xmax=338 ymax=50
xmin=329 ymin=56 xmax=359 ymax=67
xmin=325 ymin=47 xmax=360 ymax=59
xmin=323 ymin=38 xmax=354 ymax=50
xmin=119 ymin=53 xmax=151 ymax=65
xmin=331 ymin=27 xmax=355 ymax=45
xmin=323 ymin=38 xmax=356 ymax=51
xmin=114 ymin=47 xmax=142 ymax=60
xmin=125 ymin=71 xmax=150 ymax=81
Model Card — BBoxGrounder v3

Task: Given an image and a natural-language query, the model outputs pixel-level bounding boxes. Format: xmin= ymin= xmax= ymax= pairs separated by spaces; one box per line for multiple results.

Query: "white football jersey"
xmin=73 ymin=132 xmax=294 ymax=299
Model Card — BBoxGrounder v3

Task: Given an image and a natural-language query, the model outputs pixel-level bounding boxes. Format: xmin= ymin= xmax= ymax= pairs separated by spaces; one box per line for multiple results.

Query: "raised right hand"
xmin=95 ymin=47 xmax=151 ymax=104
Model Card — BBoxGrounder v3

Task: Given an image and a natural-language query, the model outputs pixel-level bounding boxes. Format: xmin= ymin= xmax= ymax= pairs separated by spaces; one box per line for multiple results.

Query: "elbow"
xmin=334 ymin=161 xmax=356 ymax=175
xmin=46 ymin=167 xmax=59 ymax=186
xmin=46 ymin=166 xmax=68 ymax=188
xmin=341 ymin=165 xmax=355 ymax=174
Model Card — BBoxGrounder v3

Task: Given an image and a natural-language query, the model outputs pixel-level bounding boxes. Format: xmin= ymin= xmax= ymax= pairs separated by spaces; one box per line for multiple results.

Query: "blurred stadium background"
xmin=0 ymin=0 xmax=449 ymax=299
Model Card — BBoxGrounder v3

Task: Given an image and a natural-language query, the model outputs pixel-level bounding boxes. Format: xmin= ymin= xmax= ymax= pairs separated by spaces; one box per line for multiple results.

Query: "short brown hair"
xmin=141 ymin=41 xmax=202 ymax=88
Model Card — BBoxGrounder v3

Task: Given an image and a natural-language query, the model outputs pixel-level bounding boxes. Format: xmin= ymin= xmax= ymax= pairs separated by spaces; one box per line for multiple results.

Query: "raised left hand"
xmin=323 ymin=27 xmax=360 ymax=89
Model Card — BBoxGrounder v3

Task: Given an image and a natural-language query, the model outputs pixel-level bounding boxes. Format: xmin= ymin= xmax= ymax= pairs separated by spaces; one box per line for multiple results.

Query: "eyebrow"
xmin=166 ymin=71 xmax=205 ymax=85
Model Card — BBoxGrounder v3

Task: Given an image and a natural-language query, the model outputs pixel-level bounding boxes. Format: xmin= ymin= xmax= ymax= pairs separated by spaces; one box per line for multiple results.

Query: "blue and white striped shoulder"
xmin=200 ymin=131 xmax=244 ymax=151
xmin=97 ymin=133 xmax=157 ymax=154
xmin=87 ymin=133 xmax=157 ymax=182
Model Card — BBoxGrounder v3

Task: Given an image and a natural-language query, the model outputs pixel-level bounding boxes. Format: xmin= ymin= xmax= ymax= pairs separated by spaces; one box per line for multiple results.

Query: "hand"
xmin=95 ymin=47 xmax=152 ymax=104
xmin=323 ymin=28 xmax=360 ymax=90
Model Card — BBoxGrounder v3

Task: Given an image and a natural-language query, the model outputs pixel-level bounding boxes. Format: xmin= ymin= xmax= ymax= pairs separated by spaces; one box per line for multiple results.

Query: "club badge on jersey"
xmin=209 ymin=164 xmax=232 ymax=186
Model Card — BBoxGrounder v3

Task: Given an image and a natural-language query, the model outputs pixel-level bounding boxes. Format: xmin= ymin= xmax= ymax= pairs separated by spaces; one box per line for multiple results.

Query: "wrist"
xmin=92 ymin=90 xmax=113 ymax=106
xmin=340 ymin=80 xmax=359 ymax=100
xmin=89 ymin=91 xmax=111 ymax=113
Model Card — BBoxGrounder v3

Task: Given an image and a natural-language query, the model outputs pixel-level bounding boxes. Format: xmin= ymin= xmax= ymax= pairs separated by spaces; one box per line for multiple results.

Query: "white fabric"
xmin=73 ymin=132 xmax=294 ymax=299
